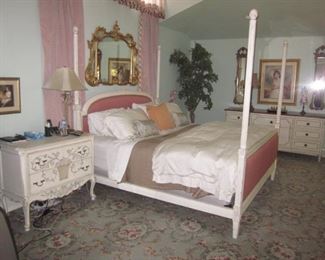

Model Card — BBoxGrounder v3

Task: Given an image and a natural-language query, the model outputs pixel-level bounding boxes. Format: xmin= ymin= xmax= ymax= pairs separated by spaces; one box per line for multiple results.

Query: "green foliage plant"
xmin=169 ymin=43 xmax=218 ymax=122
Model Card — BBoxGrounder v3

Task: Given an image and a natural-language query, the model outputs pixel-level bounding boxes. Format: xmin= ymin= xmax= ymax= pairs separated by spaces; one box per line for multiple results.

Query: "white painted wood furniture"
xmin=81 ymin=10 xmax=288 ymax=239
xmin=225 ymin=108 xmax=325 ymax=160
xmin=0 ymin=135 xmax=96 ymax=231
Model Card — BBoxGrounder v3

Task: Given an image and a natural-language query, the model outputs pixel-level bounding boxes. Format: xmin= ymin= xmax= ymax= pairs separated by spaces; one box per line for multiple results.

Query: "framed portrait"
xmin=258 ymin=59 xmax=300 ymax=105
xmin=108 ymin=58 xmax=131 ymax=85
xmin=0 ymin=77 xmax=21 ymax=115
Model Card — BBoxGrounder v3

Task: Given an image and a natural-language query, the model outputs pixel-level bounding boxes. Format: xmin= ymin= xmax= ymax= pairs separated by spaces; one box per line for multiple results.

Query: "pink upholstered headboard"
xmin=81 ymin=92 xmax=153 ymax=132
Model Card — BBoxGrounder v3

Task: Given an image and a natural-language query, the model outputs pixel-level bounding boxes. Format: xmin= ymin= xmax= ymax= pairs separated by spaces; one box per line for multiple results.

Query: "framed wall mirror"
xmin=233 ymin=47 xmax=247 ymax=104
xmin=310 ymin=45 xmax=325 ymax=110
xmin=85 ymin=21 xmax=139 ymax=86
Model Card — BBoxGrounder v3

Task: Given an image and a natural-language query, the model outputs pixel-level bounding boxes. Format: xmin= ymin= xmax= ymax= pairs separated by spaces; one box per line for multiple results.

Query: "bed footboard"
xmin=244 ymin=133 xmax=278 ymax=200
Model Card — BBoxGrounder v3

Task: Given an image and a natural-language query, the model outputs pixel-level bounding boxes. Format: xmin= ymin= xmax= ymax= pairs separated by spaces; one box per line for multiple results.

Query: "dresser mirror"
xmin=233 ymin=47 xmax=247 ymax=104
xmin=85 ymin=21 xmax=139 ymax=86
xmin=310 ymin=45 xmax=325 ymax=110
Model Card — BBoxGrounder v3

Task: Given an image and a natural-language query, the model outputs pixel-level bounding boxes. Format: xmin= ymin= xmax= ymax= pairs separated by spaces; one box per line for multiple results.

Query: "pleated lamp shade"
xmin=43 ymin=67 xmax=87 ymax=92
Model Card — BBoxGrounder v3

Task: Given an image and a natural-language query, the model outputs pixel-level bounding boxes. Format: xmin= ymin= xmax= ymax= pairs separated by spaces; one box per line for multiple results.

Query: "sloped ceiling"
xmin=161 ymin=0 xmax=325 ymax=39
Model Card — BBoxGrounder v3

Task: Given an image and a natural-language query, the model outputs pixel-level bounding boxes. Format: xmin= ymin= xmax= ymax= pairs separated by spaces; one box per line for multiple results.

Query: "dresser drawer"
xmin=292 ymin=141 xmax=320 ymax=152
xmin=29 ymin=157 xmax=92 ymax=194
xmin=293 ymin=130 xmax=321 ymax=140
xmin=295 ymin=119 xmax=321 ymax=129
xmin=225 ymin=111 xmax=242 ymax=122
xmin=28 ymin=141 xmax=92 ymax=175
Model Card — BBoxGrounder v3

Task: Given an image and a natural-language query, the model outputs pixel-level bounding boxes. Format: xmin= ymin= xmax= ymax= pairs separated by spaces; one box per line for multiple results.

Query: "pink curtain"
xmin=139 ymin=13 xmax=159 ymax=98
xmin=39 ymin=0 xmax=85 ymax=127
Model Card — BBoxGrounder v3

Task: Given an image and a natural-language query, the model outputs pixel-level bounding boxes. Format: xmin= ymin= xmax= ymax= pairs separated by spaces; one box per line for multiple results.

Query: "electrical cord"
xmin=18 ymin=198 xmax=64 ymax=254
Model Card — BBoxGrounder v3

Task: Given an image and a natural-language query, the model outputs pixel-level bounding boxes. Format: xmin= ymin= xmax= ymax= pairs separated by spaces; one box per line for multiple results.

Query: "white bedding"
xmin=152 ymin=121 xmax=276 ymax=202
xmin=94 ymin=121 xmax=276 ymax=202
xmin=94 ymin=125 xmax=190 ymax=181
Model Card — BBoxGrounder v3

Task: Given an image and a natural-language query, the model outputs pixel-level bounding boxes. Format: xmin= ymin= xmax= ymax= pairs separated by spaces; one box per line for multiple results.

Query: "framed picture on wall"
xmin=0 ymin=77 xmax=21 ymax=115
xmin=258 ymin=59 xmax=300 ymax=105
xmin=108 ymin=58 xmax=131 ymax=85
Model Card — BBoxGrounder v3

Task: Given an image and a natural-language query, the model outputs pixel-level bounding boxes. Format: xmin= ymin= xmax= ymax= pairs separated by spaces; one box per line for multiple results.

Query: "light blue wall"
xmin=193 ymin=36 xmax=325 ymax=124
xmin=1 ymin=0 xmax=323 ymax=136
xmin=158 ymin=26 xmax=191 ymax=104
xmin=0 ymin=0 xmax=43 ymax=136
xmin=0 ymin=0 xmax=141 ymax=137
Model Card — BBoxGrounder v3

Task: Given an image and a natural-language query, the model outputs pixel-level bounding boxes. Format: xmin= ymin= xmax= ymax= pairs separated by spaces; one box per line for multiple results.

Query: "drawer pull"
xmin=80 ymin=165 xmax=90 ymax=171
xmin=304 ymin=144 xmax=307 ymax=147
xmin=237 ymin=116 xmax=240 ymax=120
xmin=306 ymin=122 xmax=310 ymax=126
xmin=270 ymin=121 xmax=273 ymax=124
xmin=305 ymin=133 xmax=309 ymax=136
xmin=33 ymin=179 xmax=45 ymax=187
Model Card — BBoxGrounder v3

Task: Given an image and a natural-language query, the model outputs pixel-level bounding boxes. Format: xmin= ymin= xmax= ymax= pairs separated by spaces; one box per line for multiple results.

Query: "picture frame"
xmin=108 ymin=58 xmax=131 ymax=85
xmin=258 ymin=59 xmax=300 ymax=105
xmin=0 ymin=77 xmax=21 ymax=115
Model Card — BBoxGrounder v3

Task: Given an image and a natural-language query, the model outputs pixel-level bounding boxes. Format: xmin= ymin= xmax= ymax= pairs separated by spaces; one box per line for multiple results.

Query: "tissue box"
xmin=24 ymin=131 xmax=44 ymax=140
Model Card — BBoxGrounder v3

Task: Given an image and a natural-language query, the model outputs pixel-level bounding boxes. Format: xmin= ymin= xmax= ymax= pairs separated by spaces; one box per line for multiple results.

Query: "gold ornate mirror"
xmin=233 ymin=47 xmax=247 ymax=104
xmin=85 ymin=21 xmax=139 ymax=86
xmin=310 ymin=45 xmax=325 ymax=110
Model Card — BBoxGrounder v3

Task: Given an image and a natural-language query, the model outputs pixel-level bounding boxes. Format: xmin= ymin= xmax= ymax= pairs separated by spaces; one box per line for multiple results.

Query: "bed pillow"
xmin=172 ymin=112 xmax=190 ymax=127
xmin=165 ymin=102 xmax=190 ymax=127
xmin=134 ymin=120 xmax=159 ymax=137
xmin=132 ymin=102 xmax=153 ymax=116
xmin=104 ymin=108 xmax=148 ymax=139
xmin=88 ymin=108 xmax=124 ymax=136
xmin=166 ymin=102 xmax=183 ymax=114
xmin=147 ymin=103 xmax=176 ymax=130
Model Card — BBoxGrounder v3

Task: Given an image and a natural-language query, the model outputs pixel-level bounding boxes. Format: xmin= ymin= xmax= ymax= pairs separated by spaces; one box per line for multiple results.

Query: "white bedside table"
xmin=0 ymin=134 xmax=96 ymax=231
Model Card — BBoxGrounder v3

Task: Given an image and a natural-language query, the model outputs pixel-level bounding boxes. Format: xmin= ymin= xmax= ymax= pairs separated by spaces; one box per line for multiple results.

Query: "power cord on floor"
xmin=18 ymin=198 xmax=64 ymax=254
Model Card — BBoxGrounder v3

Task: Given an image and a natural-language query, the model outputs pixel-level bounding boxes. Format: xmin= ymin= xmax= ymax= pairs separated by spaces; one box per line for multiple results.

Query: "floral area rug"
xmin=9 ymin=152 xmax=325 ymax=259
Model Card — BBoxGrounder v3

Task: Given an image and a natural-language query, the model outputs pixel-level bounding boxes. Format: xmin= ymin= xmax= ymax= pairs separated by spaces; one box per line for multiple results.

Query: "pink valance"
xmin=114 ymin=0 xmax=165 ymax=18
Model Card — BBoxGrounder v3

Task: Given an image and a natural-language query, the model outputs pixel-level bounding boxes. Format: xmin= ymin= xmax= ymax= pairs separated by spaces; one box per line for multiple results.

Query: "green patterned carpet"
xmin=9 ymin=152 xmax=325 ymax=259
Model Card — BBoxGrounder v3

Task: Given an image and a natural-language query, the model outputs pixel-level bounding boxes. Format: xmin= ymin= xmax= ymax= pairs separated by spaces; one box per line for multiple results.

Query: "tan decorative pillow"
xmin=147 ymin=103 xmax=176 ymax=130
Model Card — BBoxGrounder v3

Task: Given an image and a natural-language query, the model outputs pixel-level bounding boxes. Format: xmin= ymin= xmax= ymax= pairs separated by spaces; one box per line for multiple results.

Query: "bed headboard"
xmin=81 ymin=91 xmax=153 ymax=132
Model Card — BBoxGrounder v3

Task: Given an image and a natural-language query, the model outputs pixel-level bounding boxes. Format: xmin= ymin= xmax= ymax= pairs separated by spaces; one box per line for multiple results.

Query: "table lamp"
xmin=43 ymin=67 xmax=87 ymax=127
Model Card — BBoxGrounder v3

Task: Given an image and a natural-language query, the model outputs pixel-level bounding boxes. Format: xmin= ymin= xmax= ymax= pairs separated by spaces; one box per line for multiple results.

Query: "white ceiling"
xmin=161 ymin=0 xmax=325 ymax=40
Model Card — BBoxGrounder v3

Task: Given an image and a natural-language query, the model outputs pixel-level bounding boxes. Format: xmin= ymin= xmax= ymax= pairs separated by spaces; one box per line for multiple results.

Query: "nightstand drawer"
xmin=30 ymin=157 xmax=92 ymax=193
xmin=28 ymin=141 xmax=92 ymax=175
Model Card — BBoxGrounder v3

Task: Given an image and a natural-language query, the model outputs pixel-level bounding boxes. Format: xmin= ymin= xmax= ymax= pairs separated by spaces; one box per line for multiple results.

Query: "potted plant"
xmin=170 ymin=43 xmax=218 ymax=122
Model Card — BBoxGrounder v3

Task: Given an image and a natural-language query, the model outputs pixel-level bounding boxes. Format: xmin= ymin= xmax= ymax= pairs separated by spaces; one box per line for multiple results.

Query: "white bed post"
xmin=73 ymin=26 xmax=83 ymax=130
xmin=272 ymin=41 xmax=287 ymax=181
xmin=233 ymin=9 xmax=258 ymax=239
xmin=275 ymin=41 xmax=288 ymax=129
xmin=155 ymin=45 xmax=161 ymax=104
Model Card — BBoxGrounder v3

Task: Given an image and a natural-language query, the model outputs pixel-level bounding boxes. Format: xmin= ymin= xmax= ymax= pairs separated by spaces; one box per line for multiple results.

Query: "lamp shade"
xmin=43 ymin=67 xmax=87 ymax=92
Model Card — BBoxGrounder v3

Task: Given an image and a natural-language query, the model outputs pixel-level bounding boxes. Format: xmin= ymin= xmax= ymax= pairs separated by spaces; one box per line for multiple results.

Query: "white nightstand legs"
xmin=23 ymin=200 xmax=31 ymax=231
xmin=90 ymin=177 xmax=96 ymax=201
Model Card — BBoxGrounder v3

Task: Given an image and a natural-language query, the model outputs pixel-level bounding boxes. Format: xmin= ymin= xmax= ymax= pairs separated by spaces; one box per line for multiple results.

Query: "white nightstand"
xmin=0 ymin=134 xmax=96 ymax=231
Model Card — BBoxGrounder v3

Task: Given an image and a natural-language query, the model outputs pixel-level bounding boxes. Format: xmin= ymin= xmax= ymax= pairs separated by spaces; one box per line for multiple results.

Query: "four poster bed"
xmin=81 ymin=9 xmax=287 ymax=238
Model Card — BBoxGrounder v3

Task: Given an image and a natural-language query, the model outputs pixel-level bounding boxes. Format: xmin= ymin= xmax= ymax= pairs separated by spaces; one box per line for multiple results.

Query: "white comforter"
xmin=152 ymin=121 xmax=276 ymax=202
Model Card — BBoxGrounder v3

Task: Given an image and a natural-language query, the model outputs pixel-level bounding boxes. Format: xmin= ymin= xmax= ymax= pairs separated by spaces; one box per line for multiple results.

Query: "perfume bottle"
xmin=59 ymin=119 xmax=68 ymax=136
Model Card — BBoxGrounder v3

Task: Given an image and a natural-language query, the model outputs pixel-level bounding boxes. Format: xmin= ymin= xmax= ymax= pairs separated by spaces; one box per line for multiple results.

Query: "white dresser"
xmin=225 ymin=108 xmax=325 ymax=160
xmin=0 ymin=134 xmax=96 ymax=231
